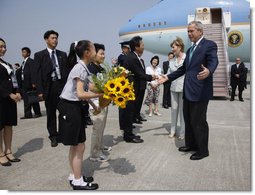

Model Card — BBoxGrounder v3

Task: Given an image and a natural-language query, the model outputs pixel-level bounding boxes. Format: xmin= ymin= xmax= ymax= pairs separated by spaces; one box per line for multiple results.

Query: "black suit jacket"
xmin=33 ymin=49 xmax=70 ymax=99
xmin=162 ymin=61 xmax=169 ymax=74
xmin=168 ymin=38 xmax=218 ymax=101
xmin=230 ymin=62 xmax=246 ymax=87
xmin=16 ymin=58 xmax=34 ymax=91
xmin=0 ymin=60 xmax=17 ymax=100
xmin=123 ymin=52 xmax=152 ymax=91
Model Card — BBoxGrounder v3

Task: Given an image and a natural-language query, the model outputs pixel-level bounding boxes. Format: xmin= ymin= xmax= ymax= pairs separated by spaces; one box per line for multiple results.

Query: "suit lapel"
xmin=188 ymin=38 xmax=205 ymax=67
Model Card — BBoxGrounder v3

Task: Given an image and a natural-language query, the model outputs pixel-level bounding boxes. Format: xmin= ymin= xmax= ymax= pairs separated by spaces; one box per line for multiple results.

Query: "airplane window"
xmin=153 ymin=22 xmax=156 ymax=26
xmin=159 ymin=22 xmax=161 ymax=26
xmin=164 ymin=21 xmax=167 ymax=25
xmin=138 ymin=25 xmax=141 ymax=28
xmin=143 ymin=24 xmax=146 ymax=27
xmin=148 ymin=23 xmax=151 ymax=27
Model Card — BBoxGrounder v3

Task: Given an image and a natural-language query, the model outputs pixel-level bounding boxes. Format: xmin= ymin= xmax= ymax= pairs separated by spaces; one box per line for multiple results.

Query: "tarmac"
xmin=0 ymin=85 xmax=251 ymax=191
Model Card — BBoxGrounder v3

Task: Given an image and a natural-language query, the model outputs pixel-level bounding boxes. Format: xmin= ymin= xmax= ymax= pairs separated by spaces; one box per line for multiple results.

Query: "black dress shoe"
xmin=163 ymin=105 xmax=169 ymax=109
xmin=230 ymin=98 xmax=234 ymax=101
xmin=33 ymin=114 xmax=42 ymax=118
xmin=20 ymin=116 xmax=33 ymax=119
xmin=190 ymin=152 xmax=209 ymax=160
xmin=70 ymin=176 xmax=94 ymax=186
xmin=178 ymin=146 xmax=196 ymax=152
xmin=124 ymin=137 xmax=144 ymax=143
xmin=239 ymin=99 xmax=244 ymax=102
xmin=50 ymin=137 xmax=58 ymax=147
xmin=133 ymin=119 xmax=142 ymax=124
xmin=73 ymin=183 xmax=98 ymax=190
xmin=138 ymin=116 xmax=147 ymax=121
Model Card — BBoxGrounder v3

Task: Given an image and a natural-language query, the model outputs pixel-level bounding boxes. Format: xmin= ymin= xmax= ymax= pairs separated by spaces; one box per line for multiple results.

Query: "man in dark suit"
xmin=119 ymin=36 xmax=157 ymax=143
xmin=33 ymin=30 xmax=70 ymax=147
xmin=16 ymin=47 xmax=41 ymax=119
xmin=162 ymin=52 xmax=174 ymax=109
xmin=230 ymin=58 xmax=246 ymax=102
xmin=129 ymin=36 xmax=157 ymax=125
xmin=159 ymin=21 xmax=218 ymax=160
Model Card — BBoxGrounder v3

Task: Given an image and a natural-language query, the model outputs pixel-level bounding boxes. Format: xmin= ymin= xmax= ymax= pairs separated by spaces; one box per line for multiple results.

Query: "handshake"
xmin=150 ymin=74 xmax=169 ymax=88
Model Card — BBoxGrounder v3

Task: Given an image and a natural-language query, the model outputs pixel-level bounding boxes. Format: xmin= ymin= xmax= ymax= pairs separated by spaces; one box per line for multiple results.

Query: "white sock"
xmin=68 ymin=173 xmax=74 ymax=181
xmin=71 ymin=177 xmax=87 ymax=186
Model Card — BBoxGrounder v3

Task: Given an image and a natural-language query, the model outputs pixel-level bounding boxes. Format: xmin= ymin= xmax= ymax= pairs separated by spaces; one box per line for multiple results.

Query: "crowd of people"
xmin=0 ymin=21 xmax=248 ymax=190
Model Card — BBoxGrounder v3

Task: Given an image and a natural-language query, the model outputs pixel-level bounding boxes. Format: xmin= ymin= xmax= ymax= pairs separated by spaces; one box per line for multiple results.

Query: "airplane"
xmin=119 ymin=0 xmax=250 ymax=63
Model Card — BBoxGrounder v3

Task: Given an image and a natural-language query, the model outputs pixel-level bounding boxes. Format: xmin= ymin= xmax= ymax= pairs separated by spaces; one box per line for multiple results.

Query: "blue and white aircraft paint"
xmin=119 ymin=0 xmax=250 ymax=63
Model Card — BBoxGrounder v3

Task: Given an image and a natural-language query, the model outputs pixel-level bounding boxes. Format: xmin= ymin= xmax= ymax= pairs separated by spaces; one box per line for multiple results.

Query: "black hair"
xmin=75 ymin=40 xmax=91 ymax=59
xmin=0 ymin=38 xmax=5 ymax=43
xmin=129 ymin=36 xmax=142 ymax=52
xmin=21 ymin=47 xmax=31 ymax=55
xmin=67 ymin=42 xmax=77 ymax=68
xmin=15 ymin=63 xmax=20 ymax=67
xmin=67 ymin=40 xmax=92 ymax=67
xmin=94 ymin=43 xmax=105 ymax=53
xmin=44 ymin=30 xmax=59 ymax=40
xmin=150 ymin=55 xmax=159 ymax=65
xmin=168 ymin=51 xmax=174 ymax=56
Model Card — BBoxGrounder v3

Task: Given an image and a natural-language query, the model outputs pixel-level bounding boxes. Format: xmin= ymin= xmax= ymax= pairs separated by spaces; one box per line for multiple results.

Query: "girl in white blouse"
xmin=58 ymin=40 xmax=102 ymax=190
xmin=144 ymin=56 xmax=162 ymax=116
xmin=169 ymin=37 xmax=186 ymax=139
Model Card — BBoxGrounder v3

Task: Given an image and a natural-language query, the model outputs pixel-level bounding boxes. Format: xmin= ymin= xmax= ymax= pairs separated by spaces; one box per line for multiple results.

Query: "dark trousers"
xmin=119 ymin=100 xmax=135 ymax=140
xmin=231 ymin=83 xmax=243 ymax=100
xmin=22 ymin=90 xmax=41 ymax=117
xmin=133 ymin=89 xmax=145 ymax=120
xmin=183 ymin=99 xmax=209 ymax=155
xmin=162 ymin=81 xmax=171 ymax=107
xmin=45 ymin=81 xmax=62 ymax=139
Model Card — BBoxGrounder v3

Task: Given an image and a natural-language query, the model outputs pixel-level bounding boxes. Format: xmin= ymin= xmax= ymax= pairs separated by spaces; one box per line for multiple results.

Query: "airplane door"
xmin=211 ymin=8 xmax=222 ymax=24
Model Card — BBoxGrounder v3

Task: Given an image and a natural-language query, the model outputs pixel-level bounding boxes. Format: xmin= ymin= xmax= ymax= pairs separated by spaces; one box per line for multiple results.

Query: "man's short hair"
xmin=44 ymin=30 xmax=59 ymax=39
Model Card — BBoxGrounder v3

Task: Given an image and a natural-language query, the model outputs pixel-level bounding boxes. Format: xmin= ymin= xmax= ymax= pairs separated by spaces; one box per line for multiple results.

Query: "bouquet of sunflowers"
xmin=90 ymin=64 xmax=135 ymax=109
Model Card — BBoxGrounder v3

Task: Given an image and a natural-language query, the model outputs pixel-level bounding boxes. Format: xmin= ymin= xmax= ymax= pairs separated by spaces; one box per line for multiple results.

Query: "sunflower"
xmin=114 ymin=82 xmax=123 ymax=94
xmin=113 ymin=96 xmax=127 ymax=108
xmin=104 ymin=79 xmax=116 ymax=92
xmin=103 ymin=92 xmax=117 ymax=100
xmin=121 ymin=85 xmax=132 ymax=98
xmin=115 ymin=76 xmax=129 ymax=88
xmin=127 ymin=92 xmax=135 ymax=101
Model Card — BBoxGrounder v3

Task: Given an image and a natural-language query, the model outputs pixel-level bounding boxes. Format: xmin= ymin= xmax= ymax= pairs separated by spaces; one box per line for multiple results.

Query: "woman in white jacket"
xmin=168 ymin=37 xmax=186 ymax=139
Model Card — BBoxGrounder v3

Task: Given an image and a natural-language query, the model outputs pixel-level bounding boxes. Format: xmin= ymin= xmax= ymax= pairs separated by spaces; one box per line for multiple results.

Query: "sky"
xmin=0 ymin=0 xmax=164 ymax=67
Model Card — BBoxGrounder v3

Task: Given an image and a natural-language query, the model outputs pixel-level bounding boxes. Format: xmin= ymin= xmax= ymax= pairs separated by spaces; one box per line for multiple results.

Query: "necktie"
xmin=21 ymin=60 xmax=25 ymax=80
xmin=51 ymin=50 xmax=56 ymax=69
xmin=51 ymin=50 xmax=60 ymax=79
xmin=189 ymin=44 xmax=196 ymax=62
xmin=140 ymin=58 xmax=145 ymax=69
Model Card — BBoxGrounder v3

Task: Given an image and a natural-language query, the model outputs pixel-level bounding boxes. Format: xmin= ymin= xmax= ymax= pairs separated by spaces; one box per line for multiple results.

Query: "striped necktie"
xmin=189 ymin=44 xmax=196 ymax=62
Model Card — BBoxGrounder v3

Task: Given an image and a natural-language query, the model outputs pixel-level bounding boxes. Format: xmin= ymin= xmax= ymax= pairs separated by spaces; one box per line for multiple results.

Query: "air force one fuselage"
xmin=119 ymin=0 xmax=250 ymax=63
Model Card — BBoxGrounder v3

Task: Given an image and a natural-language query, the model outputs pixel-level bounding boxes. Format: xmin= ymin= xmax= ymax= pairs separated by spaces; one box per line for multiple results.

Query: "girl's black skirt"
xmin=58 ymin=99 xmax=86 ymax=146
